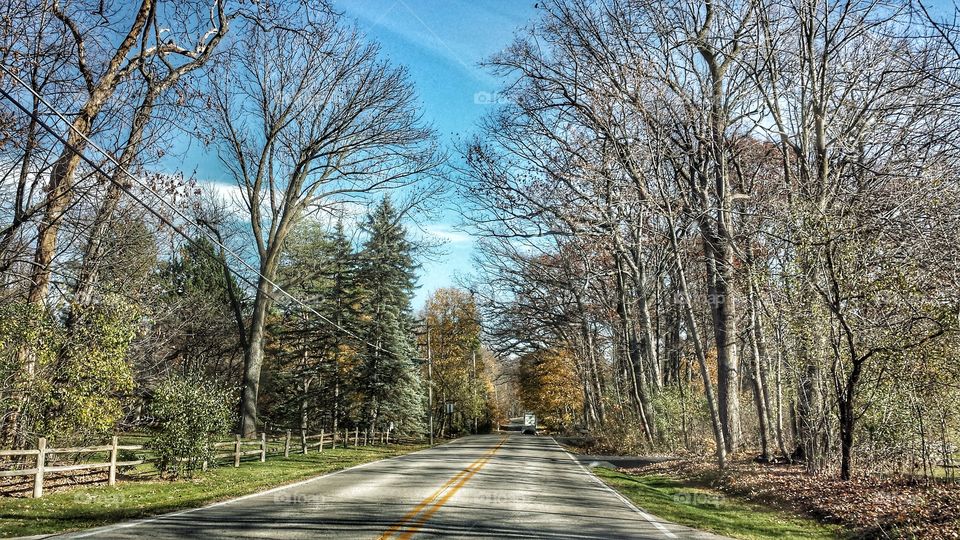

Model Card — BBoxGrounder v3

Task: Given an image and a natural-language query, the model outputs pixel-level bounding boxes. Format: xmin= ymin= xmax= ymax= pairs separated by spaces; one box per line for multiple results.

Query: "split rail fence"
xmin=1 ymin=427 xmax=420 ymax=498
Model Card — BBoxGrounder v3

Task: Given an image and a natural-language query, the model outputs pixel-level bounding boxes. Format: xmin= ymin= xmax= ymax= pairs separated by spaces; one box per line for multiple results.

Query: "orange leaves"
xmin=516 ymin=348 xmax=581 ymax=430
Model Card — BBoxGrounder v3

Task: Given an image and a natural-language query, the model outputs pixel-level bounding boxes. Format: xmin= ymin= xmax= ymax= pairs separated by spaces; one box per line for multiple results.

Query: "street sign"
xmin=445 ymin=402 xmax=454 ymax=415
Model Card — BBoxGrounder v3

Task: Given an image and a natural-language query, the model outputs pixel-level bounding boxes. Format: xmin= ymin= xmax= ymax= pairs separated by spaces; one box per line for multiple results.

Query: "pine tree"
xmin=266 ymin=221 xmax=362 ymax=432
xmin=324 ymin=220 xmax=362 ymax=434
xmin=161 ymin=237 xmax=246 ymax=377
xmin=356 ymin=198 xmax=423 ymax=435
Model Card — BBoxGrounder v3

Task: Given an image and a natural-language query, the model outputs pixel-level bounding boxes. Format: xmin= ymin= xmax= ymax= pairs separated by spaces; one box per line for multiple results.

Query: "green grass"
xmin=594 ymin=467 xmax=843 ymax=540
xmin=0 ymin=444 xmax=427 ymax=538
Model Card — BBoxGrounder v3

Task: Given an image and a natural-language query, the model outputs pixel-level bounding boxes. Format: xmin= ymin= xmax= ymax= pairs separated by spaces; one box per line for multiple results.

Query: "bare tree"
xmin=207 ymin=5 xmax=440 ymax=436
xmin=72 ymin=0 xmax=230 ymax=309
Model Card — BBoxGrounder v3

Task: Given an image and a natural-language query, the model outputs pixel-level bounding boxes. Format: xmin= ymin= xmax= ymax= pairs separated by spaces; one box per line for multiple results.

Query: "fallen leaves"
xmin=620 ymin=458 xmax=960 ymax=539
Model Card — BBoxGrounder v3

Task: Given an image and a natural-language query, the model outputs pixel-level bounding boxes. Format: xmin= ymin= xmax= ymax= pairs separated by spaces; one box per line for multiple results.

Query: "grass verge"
xmin=0 ymin=444 xmax=427 ymax=538
xmin=593 ymin=467 xmax=843 ymax=540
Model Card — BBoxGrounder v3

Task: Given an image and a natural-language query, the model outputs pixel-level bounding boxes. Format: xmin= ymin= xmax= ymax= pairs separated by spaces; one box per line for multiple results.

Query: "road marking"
xmin=552 ymin=437 xmax=678 ymax=539
xmin=380 ymin=462 xmax=475 ymax=533
xmin=394 ymin=443 xmax=502 ymax=539
xmin=380 ymin=436 xmax=507 ymax=539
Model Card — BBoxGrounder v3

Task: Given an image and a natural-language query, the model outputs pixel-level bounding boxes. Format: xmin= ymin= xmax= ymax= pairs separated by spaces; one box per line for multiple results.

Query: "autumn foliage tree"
xmin=516 ymin=349 xmax=581 ymax=432
xmin=420 ymin=287 xmax=493 ymax=434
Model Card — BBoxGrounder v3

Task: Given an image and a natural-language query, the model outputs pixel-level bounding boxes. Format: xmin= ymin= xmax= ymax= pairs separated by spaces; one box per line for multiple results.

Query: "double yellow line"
xmin=379 ymin=436 xmax=507 ymax=539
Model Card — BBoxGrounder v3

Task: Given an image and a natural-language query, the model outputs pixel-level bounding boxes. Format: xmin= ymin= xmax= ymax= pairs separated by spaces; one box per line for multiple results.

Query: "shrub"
xmin=0 ymin=298 xmax=137 ymax=443
xmin=44 ymin=298 xmax=138 ymax=440
xmin=149 ymin=373 xmax=233 ymax=477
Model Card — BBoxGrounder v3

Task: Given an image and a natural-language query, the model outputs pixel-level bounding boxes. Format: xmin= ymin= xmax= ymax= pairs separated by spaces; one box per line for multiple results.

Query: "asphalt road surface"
xmin=61 ymin=434 xmax=725 ymax=539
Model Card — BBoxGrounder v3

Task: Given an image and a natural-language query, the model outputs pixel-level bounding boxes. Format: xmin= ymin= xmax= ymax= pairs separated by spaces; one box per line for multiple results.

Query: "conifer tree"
xmin=323 ymin=220 xmax=362 ymax=434
xmin=356 ymin=198 xmax=423 ymax=435
xmin=267 ymin=221 xmax=362 ymax=432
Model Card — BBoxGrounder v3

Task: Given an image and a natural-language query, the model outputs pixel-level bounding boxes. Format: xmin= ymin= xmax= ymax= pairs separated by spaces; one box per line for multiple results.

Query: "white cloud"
xmin=423 ymin=223 xmax=473 ymax=244
xmin=200 ymin=179 xmax=246 ymax=209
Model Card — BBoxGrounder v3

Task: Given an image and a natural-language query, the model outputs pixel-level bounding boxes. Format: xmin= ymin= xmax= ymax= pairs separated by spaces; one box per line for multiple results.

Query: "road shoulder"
xmin=590 ymin=465 xmax=841 ymax=540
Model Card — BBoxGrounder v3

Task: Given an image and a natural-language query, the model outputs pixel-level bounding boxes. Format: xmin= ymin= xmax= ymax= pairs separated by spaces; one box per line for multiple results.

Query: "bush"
xmin=0 ymin=302 xmax=60 ymax=442
xmin=0 ymin=298 xmax=137 ymax=444
xmin=44 ymin=298 xmax=138 ymax=440
xmin=149 ymin=373 xmax=233 ymax=477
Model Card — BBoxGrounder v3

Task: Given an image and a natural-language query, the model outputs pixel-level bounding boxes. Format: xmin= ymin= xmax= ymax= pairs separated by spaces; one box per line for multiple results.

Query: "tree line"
xmin=462 ymin=0 xmax=960 ymax=480
xmin=0 ymin=0 xmax=452 ymax=449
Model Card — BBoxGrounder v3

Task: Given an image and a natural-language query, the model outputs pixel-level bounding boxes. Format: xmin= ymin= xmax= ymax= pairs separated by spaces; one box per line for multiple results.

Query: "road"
xmin=62 ymin=434 xmax=724 ymax=539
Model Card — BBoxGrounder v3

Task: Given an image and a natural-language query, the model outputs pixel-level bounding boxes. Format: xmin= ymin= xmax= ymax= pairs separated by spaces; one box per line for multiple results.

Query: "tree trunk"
xmin=632 ymin=244 xmax=662 ymax=392
xmin=613 ymin=249 xmax=656 ymax=442
xmin=300 ymin=378 xmax=311 ymax=433
xmin=795 ymin=253 xmax=828 ymax=472
xmin=668 ymin=215 xmax=726 ymax=468
xmin=747 ymin=279 xmax=772 ymax=461
xmin=839 ymin=396 xmax=854 ymax=480
xmin=768 ymin=312 xmax=791 ymax=460
xmin=573 ymin=289 xmax=605 ymax=426
xmin=702 ymin=231 xmax=742 ymax=454
xmin=240 ymin=274 xmax=274 ymax=437
xmin=27 ymin=0 xmax=153 ymax=306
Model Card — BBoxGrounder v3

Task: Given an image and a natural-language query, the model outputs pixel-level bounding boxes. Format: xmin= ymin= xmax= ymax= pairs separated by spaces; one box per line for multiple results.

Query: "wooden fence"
xmin=0 ymin=436 xmax=142 ymax=498
xmin=1 ymin=427 xmax=421 ymax=498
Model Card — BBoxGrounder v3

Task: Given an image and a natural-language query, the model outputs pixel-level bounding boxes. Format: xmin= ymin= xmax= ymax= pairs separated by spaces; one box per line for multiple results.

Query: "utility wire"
xmin=0 ymin=63 xmax=384 ymax=353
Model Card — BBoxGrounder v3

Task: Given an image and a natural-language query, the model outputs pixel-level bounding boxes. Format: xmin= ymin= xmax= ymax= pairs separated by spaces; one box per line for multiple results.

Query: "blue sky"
xmin=334 ymin=0 xmax=537 ymax=307
xmin=174 ymin=1 xmax=537 ymax=309
xmin=170 ymin=0 xmax=960 ymax=309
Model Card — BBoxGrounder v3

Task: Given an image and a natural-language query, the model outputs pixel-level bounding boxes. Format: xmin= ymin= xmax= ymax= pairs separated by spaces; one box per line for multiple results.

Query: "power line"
xmin=0 ymin=63 xmax=384 ymax=353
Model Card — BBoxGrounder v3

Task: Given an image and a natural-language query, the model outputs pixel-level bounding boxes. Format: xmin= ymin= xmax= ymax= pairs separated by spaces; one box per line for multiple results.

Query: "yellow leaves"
xmin=517 ymin=348 xmax=580 ymax=430
xmin=421 ymin=288 xmax=490 ymax=423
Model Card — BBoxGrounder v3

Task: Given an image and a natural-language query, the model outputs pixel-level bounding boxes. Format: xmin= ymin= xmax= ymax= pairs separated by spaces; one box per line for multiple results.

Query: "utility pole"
xmin=472 ymin=348 xmax=478 ymax=434
xmin=427 ymin=325 xmax=433 ymax=446
xmin=468 ymin=288 xmax=481 ymax=435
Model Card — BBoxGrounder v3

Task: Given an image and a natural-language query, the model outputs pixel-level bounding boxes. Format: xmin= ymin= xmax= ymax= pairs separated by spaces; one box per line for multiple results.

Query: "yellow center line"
xmin=379 ymin=436 xmax=507 ymax=540
xmin=394 ymin=440 xmax=505 ymax=540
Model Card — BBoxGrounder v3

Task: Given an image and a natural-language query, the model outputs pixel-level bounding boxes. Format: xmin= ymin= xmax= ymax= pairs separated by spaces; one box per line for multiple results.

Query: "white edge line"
xmin=551 ymin=437 xmax=678 ymax=539
xmin=69 ymin=441 xmax=458 ymax=539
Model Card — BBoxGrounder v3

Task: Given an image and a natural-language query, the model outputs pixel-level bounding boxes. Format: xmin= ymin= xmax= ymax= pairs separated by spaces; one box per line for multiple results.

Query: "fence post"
xmin=319 ymin=429 xmax=325 ymax=452
xmin=284 ymin=429 xmax=291 ymax=458
xmin=33 ymin=437 xmax=46 ymax=498
xmin=108 ymin=435 xmax=118 ymax=486
xmin=260 ymin=432 xmax=266 ymax=462
xmin=234 ymin=434 xmax=241 ymax=467
xmin=301 ymin=429 xmax=307 ymax=455
xmin=354 ymin=427 xmax=359 ymax=447
xmin=364 ymin=431 xmax=368 ymax=446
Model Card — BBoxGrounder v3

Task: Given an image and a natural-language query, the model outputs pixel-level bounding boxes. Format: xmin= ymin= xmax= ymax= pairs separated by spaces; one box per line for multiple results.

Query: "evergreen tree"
xmin=324 ymin=220 xmax=363 ymax=434
xmin=265 ymin=221 xmax=363 ymax=432
xmin=356 ymin=198 xmax=423 ymax=435
xmin=159 ymin=237 xmax=246 ymax=380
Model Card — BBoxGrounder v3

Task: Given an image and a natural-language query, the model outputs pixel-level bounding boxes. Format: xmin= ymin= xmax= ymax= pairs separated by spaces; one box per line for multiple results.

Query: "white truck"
xmin=522 ymin=412 xmax=537 ymax=435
